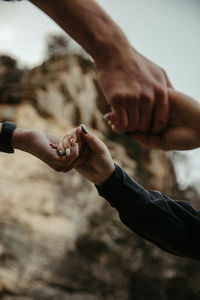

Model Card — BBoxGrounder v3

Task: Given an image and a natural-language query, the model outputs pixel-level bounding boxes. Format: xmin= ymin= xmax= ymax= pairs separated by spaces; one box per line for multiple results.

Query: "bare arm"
xmin=30 ymin=0 xmax=130 ymax=64
xmin=30 ymin=0 xmax=172 ymax=134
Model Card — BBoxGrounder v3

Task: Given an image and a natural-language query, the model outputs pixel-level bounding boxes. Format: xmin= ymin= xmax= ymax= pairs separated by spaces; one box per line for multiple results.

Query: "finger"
xmin=63 ymin=131 xmax=77 ymax=149
xmin=166 ymin=77 xmax=173 ymax=89
xmin=103 ymin=112 xmax=114 ymax=124
xmin=67 ymin=142 xmax=79 ymax=162
xmin=138 ymin=95 xmax=154 ymax=133
xmin=103 ymin=112 xmax=117 ymax=131
xmin=151 ymin=89 xmax=169 ymax=134
xmin=163 ymin=69 xmax=174 ymax=88
xmin=56 ymin=142 xmax=65 ymax=157
xmin=80 ymin=125 xmax=106 ymax=154
xmin=61 ymin=142 xmax=80 ymax=168
xmin=76 ymin=126 xmax=86 ymax=151
xmin=49 ymin=143 xmax=58 ymax=150
xmin=65 ymin=148 xmax=71 ymax=157
xmin=111 ymin=98 xmax=128 ymax=133
xmin=125 ymin=97 xmax=140 ymax=132
xmin=59 ymin=136 xmax=71 ymax=157
xmin=71 ymin=144 xmax=90 ymax=167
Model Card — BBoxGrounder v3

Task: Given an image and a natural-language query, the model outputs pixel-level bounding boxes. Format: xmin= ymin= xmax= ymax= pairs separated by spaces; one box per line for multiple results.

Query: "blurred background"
xmin=0 ymin=0 xmax=200 ymax=299
xmin=0 ymin=0 xmax=200 ymax=189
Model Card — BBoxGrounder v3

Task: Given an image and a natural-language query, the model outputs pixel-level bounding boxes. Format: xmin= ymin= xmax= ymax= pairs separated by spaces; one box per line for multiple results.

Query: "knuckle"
xmin=110 ymin=91 xmax=138 ymax=104
xmin=110 ymin=94 xmax=125 ymax=106
xmin=156 ymin=87 xmax=167 ymax=101
xmin=141 ymin=95 xmax=154 ymax=106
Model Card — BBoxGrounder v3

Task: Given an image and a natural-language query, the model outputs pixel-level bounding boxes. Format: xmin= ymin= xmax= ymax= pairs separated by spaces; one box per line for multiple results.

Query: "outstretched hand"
xmin=13 ymin=129 xmax=80 ymax=172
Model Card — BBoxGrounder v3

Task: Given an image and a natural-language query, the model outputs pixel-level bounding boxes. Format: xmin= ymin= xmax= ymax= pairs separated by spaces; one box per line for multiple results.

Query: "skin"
xmin=30 ymin=0 xmax=172 ymax=135
xmin=0 ymin=88 xmax=199 ymax=178
xmin=49 ymin=89 xmax=200 ymax=185
xmin=51 ymin=126 xmax=115 ymax=185
xmin=129 ymin=89 xmax=200 ymax=150
xmin=10 ymin=128 xmax=79 ymax=172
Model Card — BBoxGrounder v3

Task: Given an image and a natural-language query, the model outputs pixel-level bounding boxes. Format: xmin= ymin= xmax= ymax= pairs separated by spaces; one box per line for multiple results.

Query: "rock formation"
xmin=0 ymin=53 xmax=200 ymax=300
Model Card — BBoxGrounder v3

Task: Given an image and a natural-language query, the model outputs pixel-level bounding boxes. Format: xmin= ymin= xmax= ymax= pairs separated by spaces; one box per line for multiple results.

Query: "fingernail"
xmin=65 ymin=148 xmax=71 ymax=157
xmin=81 ymin=124 xmax=88 ymax=134
xmin=103 ymin=113 xmax=110 ymax=122
xmin=111 ymin=124 xmax=115 ymax=131
xmin=58 ymin=150 xmax=64 ymax=157
xmin=75 ymin=143 xmax=79 ymax=151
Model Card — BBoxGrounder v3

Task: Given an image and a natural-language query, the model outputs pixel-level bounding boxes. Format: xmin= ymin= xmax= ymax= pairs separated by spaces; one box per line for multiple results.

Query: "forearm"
xmin=0 ymin=123 xmax=32 ymax=153
xmin=30 ymin=0 xmax=132 ymax=66
xmin=97 ymin=165 xmax=200 ymax=259
xmin=11 ymin=127 xmax=33 ymax=152
xmin=169 ymin=89 xmax=200 ymax=134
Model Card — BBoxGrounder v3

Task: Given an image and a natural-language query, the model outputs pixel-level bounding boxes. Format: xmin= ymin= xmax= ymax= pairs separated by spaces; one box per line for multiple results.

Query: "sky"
xmin=0 ymin=0 xmax=200 ymax=189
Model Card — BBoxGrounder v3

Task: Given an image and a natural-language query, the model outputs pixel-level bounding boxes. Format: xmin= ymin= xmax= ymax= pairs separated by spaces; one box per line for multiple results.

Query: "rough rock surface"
xmin=0 ymin=54 xmax=200 ymax=300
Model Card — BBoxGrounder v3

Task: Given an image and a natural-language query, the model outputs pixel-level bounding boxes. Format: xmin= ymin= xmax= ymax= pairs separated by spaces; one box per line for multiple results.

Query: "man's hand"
xmin=30 ymin=0 xmax=172 ymax=135
xmin=129 ymin=89 xmax=200 ymax=150
xmin=98 ymin=49 xmax=172 ymax=135
xmin=12 ymin=129 xmax=79 ymax=172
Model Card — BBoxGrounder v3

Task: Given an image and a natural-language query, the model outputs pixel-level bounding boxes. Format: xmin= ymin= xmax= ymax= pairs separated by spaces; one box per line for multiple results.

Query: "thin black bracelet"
xmin=0 ymin=121 xmax=17 ymax=153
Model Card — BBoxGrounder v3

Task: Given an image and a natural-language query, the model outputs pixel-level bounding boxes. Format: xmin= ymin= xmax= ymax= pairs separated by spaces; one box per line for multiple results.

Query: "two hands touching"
xmin=51 ymin=85 xmax=200 ymax=184
xmin=28 ymin=0 xmax=196 ymax=157
xmin=11 ymin=88 xmax=200 ymax=185
xmin=105 ymin=89 xmax=200 ymax=151
xmin=50 ymin=125 xmax=115 ymax=185
xmin=31 ymin=0 xmax=171 ymax=137
xmin=50 ymin=85 xmax=200 ymax=183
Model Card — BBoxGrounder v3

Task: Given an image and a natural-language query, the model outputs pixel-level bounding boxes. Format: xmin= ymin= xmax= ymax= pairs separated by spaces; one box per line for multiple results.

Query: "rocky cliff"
xmin=0 ymin=54 xmax=200 ymax=300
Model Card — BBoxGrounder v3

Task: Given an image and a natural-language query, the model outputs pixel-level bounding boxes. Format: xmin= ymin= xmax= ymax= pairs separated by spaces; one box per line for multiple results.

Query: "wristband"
xmin=0 ymin=121 xmax=17 ymax=153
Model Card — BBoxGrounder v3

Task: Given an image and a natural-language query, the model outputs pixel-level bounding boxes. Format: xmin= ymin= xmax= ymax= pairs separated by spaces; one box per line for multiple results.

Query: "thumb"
xmin=78 ymin=125 xmax=106 ymax=154
xmin=103 ymin=112 xmax=114 ymax=123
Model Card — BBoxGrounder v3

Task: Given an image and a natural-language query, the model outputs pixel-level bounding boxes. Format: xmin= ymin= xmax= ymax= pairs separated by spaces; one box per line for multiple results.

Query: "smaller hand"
xmin=55 ymin=125 xmax=115 ymax=185
xmin=13 ymin=129 xmax=80 ymax=172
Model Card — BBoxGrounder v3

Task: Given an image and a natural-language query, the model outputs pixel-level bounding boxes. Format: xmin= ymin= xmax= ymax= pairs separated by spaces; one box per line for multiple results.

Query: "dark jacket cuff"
xmin=96 ymin=164 xmax=150 ymax=219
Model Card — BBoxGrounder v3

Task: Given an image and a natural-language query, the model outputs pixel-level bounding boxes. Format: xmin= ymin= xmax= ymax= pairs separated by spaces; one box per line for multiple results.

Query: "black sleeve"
xmin=96 ymin=164 xmax=200 ymax=260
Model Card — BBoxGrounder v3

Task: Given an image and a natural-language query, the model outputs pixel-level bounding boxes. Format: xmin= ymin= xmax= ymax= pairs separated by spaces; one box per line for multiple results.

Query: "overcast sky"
xmin=0 ymin=0 xmax=200 ymax=188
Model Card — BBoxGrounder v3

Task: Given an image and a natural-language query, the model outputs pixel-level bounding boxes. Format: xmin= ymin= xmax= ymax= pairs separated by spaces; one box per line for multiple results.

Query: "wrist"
xmin=93 ymin=30 xmax=133 ymax=69
xmin=94 ymin=163 xmax=115 ymax=186
xmin=11 ymin=128 xmax=34 ymax=152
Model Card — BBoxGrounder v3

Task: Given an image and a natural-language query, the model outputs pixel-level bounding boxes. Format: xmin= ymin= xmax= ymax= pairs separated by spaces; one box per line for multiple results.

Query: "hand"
xmin=97 ymin=48 xmax=172 ymax=135
xmin=12 ymin=129 xmax=79 ymax=172
xmin=55 ymin=125 xmax=115 ymax=185
xmin=129 ymin=89 xmax=200 ymax=150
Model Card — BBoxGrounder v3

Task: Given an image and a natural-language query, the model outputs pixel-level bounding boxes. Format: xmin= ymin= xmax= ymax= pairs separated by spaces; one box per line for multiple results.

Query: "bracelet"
xmin=0 ymin=121 xmax=17 ymax=153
